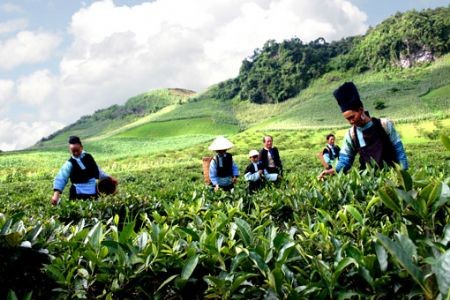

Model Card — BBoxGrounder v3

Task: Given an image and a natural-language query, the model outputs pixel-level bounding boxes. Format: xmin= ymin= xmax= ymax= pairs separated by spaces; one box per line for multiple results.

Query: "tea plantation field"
xmin=0 ymin=118 xmax=449 ymax=299
xmin=1 ymin=53 xmax=450 ymax=299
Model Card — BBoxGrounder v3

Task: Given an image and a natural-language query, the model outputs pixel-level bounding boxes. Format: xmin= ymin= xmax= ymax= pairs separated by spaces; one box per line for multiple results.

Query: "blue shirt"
xmin=53 ymin=151 xmax=109 ymax=195
xmin=209 ymin=153 xmax=239 ymax=186
xmin=335 ymin=118 xmax=408 ymax=173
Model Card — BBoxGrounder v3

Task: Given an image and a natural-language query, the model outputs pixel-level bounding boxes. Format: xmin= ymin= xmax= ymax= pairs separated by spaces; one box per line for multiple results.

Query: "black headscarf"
xmin=333 ymin=82 xmax=363 ymax=112
xmin=68 ymin=136 xmax=82 ymax=146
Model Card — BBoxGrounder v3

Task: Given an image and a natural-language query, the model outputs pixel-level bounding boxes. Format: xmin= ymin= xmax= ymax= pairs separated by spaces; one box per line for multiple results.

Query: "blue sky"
xmin=353 ymin=0 xmax=449 ymax=25
xmin=0 ymin=0 xmax=448 ymax=150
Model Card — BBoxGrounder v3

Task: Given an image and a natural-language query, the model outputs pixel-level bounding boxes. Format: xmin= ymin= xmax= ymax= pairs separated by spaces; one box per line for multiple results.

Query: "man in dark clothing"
xmin=319 ymin=82 xmax=408 ymax=179
xmin=259 ymin=135 xmax=282 ymax=181
xmin=51 ymin=136 xmax=117 ymax=204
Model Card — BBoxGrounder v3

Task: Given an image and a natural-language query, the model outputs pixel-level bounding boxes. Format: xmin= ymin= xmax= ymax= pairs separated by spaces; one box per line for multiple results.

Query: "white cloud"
xmin=0 ymin=18 xmax=28 ymax=35
xmin=57 ymin=0 xmax=367 ymax=110
xmin=17 ymin=70 xmax=56 ymax=105
xmin=0 ymin=30 xmax=61 ymax=70
xmin=0 ymin=119 xmax=64 ymax=151
xmin=0 ymin=3 xmax=23 ymax=14
xmin=0 ymin=0 xmax=368 ymax=150
xmin=0 ymin=80 xmax=14 ymax=106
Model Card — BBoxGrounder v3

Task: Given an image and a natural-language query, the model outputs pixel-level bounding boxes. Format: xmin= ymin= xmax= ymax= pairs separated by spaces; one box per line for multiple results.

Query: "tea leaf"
xmin=6 ymin=290 xmax=18 ymax=300
xmin=156 ymin=274 xmax=178 ymax=293
xmin=441 ymin=134 xmax=450 ymax=151
xmin=85 ymin=222 xmax=103 ymax=249
xmin=178 ymin=227 xmax=200 ymax=242
xmin=343 ymin=205 xmax=363 ymax=224
xmin=432 ymin=182 xmax=450 ymax=213
xmin=375 ymin=242 xmax=388 ymax=272
xmin=181 ymin=254 xmax=199 ymax=280
xmin=441 ymin=224 xmax=450 ymax=246
xmin=378 ymin=187 xmax=402 ymax=214
xmin=230 ymin=273 xmax=257 ymax=293
xmin=376 ymin=233 xmax=426 ymax=292
xmin=333 ymin=257 xmax=358 ymax=285
xmin=396 ymin=169 xmax=413 ymax=191
xmin=231 ymin=251 xmax=248 ymax=272
xmin=234 ymin=217 xmax=253 ymax=247
xmin=120 ymin=221 xmax=136 ymax=244
xmin=249 ymin=251 xmax=269 ymax=275
xmin=431 ymin=249 xmax=450 ymax=296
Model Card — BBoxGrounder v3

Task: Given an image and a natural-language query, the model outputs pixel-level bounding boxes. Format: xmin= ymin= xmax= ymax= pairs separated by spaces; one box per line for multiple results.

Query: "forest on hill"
xmin=210 ymin=6 xmax=450 ymax=104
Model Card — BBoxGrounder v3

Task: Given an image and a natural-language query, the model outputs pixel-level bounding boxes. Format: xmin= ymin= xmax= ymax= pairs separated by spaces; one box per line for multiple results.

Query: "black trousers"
xmin=248 ymin=180 xmax=263 ymax=194
xmin=266 ymin=167 xmax=281 ymax=175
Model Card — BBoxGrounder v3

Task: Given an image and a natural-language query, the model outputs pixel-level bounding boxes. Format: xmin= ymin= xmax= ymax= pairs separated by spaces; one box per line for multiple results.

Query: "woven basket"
xmin=202 ymin=157 xmax=213 ymax=184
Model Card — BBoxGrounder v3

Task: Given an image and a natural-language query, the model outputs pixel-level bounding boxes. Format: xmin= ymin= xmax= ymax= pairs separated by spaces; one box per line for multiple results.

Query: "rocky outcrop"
xmin=397 ymin=48 xmax=435 ymax=68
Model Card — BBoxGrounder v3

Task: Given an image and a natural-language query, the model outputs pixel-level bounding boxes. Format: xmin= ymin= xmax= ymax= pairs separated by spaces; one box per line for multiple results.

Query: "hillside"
xmin=226 ymin=6 xmax=450 ymax=104
xmin=34 ymin=88 xmax=195 ymax=148
xmin=34 ymin=53 xmax=450 ymax=152
xmin=33 ymin=6 xmax=450 ymax=151
xmin=249 ymin=53 xmax=450 ymax=130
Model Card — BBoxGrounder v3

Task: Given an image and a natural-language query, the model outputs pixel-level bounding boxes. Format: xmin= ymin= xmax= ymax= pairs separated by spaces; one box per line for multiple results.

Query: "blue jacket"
xmin=336 ymin=118 xmax=408 ymax=172
xmin=53 ymin=151 xmax=108 ymax=195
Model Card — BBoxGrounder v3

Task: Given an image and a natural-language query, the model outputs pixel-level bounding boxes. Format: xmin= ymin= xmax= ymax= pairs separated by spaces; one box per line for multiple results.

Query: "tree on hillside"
xmin=237 ymin=37 xmax=348 ymax=104
xmin=210 ymin=35 xmax=358 ymax=104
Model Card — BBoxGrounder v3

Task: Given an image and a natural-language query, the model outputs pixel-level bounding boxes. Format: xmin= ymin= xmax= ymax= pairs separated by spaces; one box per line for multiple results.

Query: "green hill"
xmin=34 ymin=88 xmax=195 ymax=148
xmin=252 ymin=53 xmax=450 ymax=130
xmin=33 ymin=6 xmax=450 ymax=152
xmin=33 ymin=54 xmax=450 ymax=153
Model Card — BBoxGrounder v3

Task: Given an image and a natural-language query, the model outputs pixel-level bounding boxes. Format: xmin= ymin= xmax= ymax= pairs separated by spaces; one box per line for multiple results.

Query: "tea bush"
xmin=0 ymin=128 xmax=449 ymax=299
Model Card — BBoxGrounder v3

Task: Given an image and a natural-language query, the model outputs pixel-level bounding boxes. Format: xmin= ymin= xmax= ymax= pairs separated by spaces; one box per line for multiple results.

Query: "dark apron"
xmin=353 ymin=118 xmax=397 ymax=170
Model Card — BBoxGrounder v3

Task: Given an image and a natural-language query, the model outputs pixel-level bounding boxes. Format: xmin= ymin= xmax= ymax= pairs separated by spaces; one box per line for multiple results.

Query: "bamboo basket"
xmin=202 ymin=157 xmax=213 ymax=184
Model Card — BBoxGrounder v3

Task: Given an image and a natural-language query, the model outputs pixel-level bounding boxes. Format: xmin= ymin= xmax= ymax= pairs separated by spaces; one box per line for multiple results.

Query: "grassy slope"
xmin=117 ymin=118 xmax=237 ymax=138
xmin=1 ymin=71 xmax=448 ymax=204
xmin=35 ymin=88 xmax=195 ymax=149
xmin=244 ymin=53 xmax=450 ymax=130
xmin=22 ymin=54 xmax=450 ymax=162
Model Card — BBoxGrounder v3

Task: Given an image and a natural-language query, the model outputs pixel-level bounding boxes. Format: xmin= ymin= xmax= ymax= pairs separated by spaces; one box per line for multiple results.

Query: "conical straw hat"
xmin=208 ymin=136 xmax=234 ymax=151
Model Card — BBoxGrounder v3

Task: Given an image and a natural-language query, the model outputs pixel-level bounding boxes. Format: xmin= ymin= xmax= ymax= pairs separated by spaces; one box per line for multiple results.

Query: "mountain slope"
xmin=35 ymin=88 xmax=195 ymax=148
xmin=33 ymin=53 xmax=450 ymax=154
xmin=33 ymin=7 xmax=450 ymax=151
xmin=253 ymin=53 xmax=450 ymax=130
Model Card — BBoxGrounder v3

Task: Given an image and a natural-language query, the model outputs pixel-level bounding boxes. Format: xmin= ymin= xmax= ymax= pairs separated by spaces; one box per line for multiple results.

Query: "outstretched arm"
xmin=209 ymin=159 xmax=219 ymax=187
xmin=385 ymin=120 xmax=408 ymax=170
xmin=52 ymin=161 xmax=72 ymax=205
xmin=334 ymin=131 xmax=356 ymax=173
xmin=244 ymin=172 xmax=260 ymax=182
